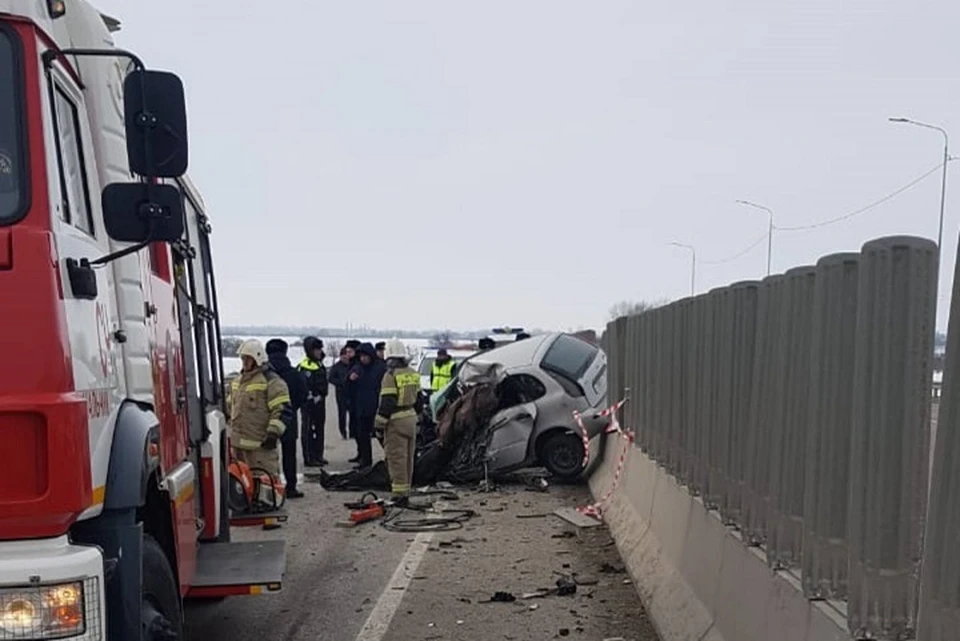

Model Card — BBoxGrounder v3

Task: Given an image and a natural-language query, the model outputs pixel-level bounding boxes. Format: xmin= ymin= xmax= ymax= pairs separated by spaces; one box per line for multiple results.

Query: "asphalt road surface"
xmin=186 ymin=395 xmax=659 ymax=641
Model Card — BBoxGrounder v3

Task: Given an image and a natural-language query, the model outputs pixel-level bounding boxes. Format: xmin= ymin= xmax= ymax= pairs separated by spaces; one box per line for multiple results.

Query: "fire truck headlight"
xmin=0 ymin=581 xmax=87 ymax=639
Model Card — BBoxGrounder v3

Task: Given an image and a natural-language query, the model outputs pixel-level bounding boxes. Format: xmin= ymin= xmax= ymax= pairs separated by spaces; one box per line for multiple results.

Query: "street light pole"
xmin=670 ymin=242 xmax=696 ymax=296
xmin=889 ymin=117 xmax=950 ymax=251
xmin=735 ymin=199 xmax=775 ymax=275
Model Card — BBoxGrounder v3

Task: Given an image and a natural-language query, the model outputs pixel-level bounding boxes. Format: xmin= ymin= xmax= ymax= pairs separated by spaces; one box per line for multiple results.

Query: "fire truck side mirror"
xmin=123 ymin=69 xmax=189 ymax=179
xmin=102 ymin=183 xmax=185 ymax=243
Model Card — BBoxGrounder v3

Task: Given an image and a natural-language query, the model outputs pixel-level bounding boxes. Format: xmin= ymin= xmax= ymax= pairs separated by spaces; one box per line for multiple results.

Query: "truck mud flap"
xmin=229 ymin=509 xmax=288 ymax=528
xmin=187 ymin=540 xmax=285 ymax=598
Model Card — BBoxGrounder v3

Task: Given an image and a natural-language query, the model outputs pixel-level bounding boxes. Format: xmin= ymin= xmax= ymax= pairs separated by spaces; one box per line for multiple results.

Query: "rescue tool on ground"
xmin=0 ymin=3 xmax=286 ymax=640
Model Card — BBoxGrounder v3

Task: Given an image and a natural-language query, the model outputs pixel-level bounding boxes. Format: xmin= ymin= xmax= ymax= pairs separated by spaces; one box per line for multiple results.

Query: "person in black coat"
xmin=297 ymin=336 xmax=329 ymax=467
xmin=266 ymin=339 xmax=308 ymax=498
xmin=347 ymin=342 xmax=387 ymax=468
xmin=328 ymin=347 xmax=353 ymax=440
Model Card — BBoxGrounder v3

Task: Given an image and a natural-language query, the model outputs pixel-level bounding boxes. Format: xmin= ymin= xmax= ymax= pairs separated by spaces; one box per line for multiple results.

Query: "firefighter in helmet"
xmin=375 ymin=339 xmax=420 ymax=500
xmin=227 ymin=339 xmax=292 ymax=475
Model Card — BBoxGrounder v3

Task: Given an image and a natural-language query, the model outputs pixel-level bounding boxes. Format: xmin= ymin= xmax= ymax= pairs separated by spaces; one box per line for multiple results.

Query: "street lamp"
xmin=735 ymin=199 xmax=774 ymax=275
xmin=670 ymin=242 xmax=696 ymax=296
xmin=889 ymin=117 xmax=949 ymax=251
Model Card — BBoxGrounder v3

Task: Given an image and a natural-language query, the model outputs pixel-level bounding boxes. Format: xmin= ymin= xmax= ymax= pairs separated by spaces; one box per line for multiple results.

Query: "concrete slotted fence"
xmin=802 ymin=252 xmax=860 ymax=601
xmin=768 ymin=266 xmax=817 ymax=570
xmin=603 ymin=235 xmax=942 ymax=641
xmin=919 ymin=234 xmax=960 ymax=641
xmin=847 ymin=237 xmax=937 ymax=639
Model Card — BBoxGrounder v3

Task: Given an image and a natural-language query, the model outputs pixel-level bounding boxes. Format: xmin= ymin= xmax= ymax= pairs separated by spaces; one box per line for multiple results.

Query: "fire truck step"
xmin=229 ymin=509 xmax=288 ymax=528
xmin=187 ymin=540 xmax=286 ymax=598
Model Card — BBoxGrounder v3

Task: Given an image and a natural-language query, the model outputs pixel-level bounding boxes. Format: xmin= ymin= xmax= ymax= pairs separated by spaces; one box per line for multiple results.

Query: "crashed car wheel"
xmin=540 ymin=432 xmax=585 ymax=481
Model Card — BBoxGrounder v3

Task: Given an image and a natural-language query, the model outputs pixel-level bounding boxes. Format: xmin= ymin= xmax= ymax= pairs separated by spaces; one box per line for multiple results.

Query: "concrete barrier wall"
xmin=595 ymin=235 xmax=941 ymax=641
xmin=589 ymin=440 xmax=851 ymax=641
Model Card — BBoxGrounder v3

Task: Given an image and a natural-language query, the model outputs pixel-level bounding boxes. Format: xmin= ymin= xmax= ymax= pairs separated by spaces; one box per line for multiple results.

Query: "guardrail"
xmin=604 ymin=235 xmax=946 ymax=640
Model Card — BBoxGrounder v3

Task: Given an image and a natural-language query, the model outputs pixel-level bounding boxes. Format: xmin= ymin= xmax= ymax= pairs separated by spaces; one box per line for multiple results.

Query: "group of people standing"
xmin=227 ymin=332 xmax=534 ymax=505
xmin=242 ymin=336 xmax=413 ymax=499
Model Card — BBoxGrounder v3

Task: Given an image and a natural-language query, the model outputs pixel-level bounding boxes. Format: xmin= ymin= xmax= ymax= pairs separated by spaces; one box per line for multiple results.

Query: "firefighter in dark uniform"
xmin=297 ymin=336 xmax=329 ymax=467
xmin=375 ymin=339 xmax=421 ymax=500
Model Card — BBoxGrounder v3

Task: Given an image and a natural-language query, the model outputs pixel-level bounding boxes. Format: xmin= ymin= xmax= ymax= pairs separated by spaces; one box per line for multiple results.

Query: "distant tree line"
xmin=608 ymin=299 xmax=669 ymax=321
xmin=220 ymin=325 xmax=548 ymax=340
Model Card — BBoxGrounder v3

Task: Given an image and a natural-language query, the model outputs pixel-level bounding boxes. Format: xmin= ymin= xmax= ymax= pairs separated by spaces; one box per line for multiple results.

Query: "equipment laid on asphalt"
xmin=228 ymin=460 xmax=287 ymax=515
xmin=338 ymin=491 xmax=476 ymax=532
xmin=0 ymin=4 xmax=285 ymax=639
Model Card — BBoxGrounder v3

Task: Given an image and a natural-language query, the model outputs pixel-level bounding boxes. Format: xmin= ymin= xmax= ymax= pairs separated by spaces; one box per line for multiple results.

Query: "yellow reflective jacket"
xmin=227 ymin=366 xmax=291 ymax=450
xmin=377 ymin=366 xmax=420 ymax=424
xmin=431 ymin=360 xmax=455 ymax=392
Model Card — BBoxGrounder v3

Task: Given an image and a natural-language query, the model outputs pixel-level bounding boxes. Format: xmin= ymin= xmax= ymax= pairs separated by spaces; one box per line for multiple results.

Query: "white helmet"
xmin=238 ymin=339 xmax=267 ymax=367
xmin=384 ymin=339 xmax=407 ymax=360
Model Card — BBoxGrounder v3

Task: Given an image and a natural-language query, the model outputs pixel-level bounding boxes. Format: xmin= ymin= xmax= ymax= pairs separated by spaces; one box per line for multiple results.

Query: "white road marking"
xmin=354 ymin=531 xmax=434 ymax=641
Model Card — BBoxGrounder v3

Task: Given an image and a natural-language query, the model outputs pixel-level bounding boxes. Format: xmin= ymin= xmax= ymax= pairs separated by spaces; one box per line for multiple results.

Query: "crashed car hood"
xmin=456 ymin=359 xmax=505 ymax=385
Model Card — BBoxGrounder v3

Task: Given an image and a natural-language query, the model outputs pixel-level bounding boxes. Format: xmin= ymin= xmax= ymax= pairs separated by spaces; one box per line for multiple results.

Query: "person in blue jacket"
xmin=266 ymin=339 xmax=308 ymax=498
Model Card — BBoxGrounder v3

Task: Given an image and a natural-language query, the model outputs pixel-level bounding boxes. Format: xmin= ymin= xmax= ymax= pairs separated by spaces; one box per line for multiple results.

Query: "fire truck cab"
xmin=0 ymin=2 xmax=285 ymax=640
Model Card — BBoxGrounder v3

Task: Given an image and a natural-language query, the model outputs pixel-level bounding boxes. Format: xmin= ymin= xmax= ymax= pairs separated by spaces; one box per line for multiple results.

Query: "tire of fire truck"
xmin=142 ymin=534 xmax=184 ymax=641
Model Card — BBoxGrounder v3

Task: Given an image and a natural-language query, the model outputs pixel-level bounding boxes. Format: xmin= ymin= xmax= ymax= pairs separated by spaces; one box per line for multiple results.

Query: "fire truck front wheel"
xmin=142 ymin=535 xmax=184 ymax=640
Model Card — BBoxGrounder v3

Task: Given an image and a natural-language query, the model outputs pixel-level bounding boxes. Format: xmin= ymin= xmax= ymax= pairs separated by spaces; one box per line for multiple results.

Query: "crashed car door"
xmin=485 ymin=402 xmax=538 ymax=471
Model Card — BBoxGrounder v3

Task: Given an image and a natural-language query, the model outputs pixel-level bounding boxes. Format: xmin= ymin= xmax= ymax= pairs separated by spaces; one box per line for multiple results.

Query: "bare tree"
xmin=432 ymin=331 xmax=454 ymax=348
xmin=608 ymin=299 xmax=667 ymax=321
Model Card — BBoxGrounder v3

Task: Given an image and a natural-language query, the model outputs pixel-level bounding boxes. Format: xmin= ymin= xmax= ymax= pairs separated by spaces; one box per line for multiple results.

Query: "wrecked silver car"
xmin=319 ymin=333 xmax=610 ymax=493
xmin=432 ymin=332 xmax=610 ymax=480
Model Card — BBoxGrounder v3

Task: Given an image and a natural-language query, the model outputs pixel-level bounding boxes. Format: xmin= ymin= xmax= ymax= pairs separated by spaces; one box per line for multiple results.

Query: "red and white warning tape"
xmin=574 ymin=399 xmax=632 ymax=522
xmin=574 ymin=398 xmax=627 ymax=468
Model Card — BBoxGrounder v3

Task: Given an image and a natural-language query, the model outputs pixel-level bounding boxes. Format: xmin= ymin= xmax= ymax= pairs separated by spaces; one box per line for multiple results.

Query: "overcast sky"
xmin=93 ymin=1 xmax=960 ymax=332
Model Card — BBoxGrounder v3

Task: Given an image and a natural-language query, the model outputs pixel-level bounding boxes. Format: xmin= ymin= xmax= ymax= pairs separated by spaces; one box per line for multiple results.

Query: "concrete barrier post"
xmin=848 ymin=236 xmax=937 ymax=640
xmin=630 ymin=312 xmax=644 ymax=447
xmin=667 ymin=301 xmax=686 ymax=476
xmin=639 ymin=310 xmax=655 ymax=452
xmin=719 ymin=281 xmax=760 ymax=528
xmin=625 ymin=313 xmax=640 ymax=438
xmin=604 ymin=319 xmax=620 ymax=421
xmin=702 ymin=288 xmax=725 ymax=509
xmin=648 ymin=307 xmax=663 ymax=459
xmin=657 ymin=305 xmax=673 ymax=465
xmin=744 ymin=274 xmax=786 ymax=545
xmin=918 ymin=239 xmax=960 ymax=641
xmin=768 ymin=266 xmax=817 ymax=569
xmin=681 ymin=296 xmax=701 ymax=492
xmin=711 ymin=286 xmax=734 ymax=516
xmin=802 ymin=253 xmax=859 ymax=600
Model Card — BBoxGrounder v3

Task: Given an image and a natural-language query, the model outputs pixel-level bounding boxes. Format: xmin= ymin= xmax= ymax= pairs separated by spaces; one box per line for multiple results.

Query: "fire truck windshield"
xmin=0 ymin=26 xmax=26 ymax=225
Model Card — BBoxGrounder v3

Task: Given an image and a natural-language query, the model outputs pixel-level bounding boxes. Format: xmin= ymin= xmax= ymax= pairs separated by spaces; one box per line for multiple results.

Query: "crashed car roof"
xmin=455 ymin=333 xmax=554 ymax=382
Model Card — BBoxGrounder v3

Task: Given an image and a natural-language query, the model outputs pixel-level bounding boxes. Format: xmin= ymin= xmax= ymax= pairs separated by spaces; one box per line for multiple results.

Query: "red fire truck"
xmin=0 ymin=2 xmax=285 ymax=639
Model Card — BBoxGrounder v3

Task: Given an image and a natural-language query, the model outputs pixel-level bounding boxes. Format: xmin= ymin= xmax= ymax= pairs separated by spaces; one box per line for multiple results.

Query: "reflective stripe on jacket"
xmin=298 ymin=357 xmax=329 ymax=398
xmin=378 ymin=366 xmax=421 ymax=421
xmin=430 ymin=360 xmax=455 ymax=392
xmin=227 ymin=366 xmax=291 ymax=449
